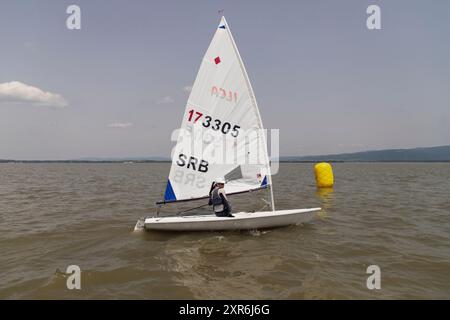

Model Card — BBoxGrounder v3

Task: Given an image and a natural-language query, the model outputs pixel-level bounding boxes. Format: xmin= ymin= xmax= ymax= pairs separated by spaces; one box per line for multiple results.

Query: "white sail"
xmin=160 ymin=17 xmax=273 ymax=206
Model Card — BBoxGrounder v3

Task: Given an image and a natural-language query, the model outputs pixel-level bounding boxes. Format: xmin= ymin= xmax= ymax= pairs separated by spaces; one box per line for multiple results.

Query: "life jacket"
xmin=211 ymin=187 xmax=225 ymax=213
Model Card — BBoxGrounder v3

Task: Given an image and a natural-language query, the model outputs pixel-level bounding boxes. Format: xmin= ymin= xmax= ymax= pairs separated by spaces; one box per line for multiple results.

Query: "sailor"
xmin=208 ymin=177 xmax=234 ymax=217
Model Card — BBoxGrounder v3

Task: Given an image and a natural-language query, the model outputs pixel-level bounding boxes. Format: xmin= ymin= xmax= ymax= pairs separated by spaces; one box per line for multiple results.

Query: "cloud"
xmin=182 ymin=85 xmax=192 ymax=93
xmin=0 ymin=81 xmax=68 ymax=108
xmin=107 ymin=122 xmax=133 ymax=128
xmin=156 ymin=96 xmax=174 ymax=104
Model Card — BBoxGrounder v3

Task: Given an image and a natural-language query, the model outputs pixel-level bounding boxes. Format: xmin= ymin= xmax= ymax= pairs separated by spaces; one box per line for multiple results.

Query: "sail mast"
xmin=221 ymin=16 xmax=275 ymax=211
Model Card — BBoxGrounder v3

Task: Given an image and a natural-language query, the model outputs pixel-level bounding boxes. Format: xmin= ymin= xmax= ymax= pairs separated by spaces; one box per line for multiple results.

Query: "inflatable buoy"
xmin=314 ymin=162 xmax=334 ymax=188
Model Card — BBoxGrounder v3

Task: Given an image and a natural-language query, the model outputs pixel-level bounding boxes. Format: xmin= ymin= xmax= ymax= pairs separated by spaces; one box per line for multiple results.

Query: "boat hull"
xmin=144 ymin=208 xmax=321 ymax=231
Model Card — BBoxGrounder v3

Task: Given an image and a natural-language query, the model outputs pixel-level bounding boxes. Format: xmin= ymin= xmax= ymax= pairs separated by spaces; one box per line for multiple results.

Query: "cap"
xmin=215 ymin=177 xmax=226 ymax=184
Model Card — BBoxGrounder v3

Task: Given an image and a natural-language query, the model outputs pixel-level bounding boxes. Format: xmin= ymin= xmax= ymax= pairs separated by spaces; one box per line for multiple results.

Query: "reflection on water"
xmin=0 ymin=163 xmax=449 ymax=299
xmin=315 ymin=187 xmax=334 ymax=218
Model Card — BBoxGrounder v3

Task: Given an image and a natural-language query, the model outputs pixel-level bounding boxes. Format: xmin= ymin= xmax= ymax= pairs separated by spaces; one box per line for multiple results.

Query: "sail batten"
xmin=159 ymin=16 xmax=273 ymax=208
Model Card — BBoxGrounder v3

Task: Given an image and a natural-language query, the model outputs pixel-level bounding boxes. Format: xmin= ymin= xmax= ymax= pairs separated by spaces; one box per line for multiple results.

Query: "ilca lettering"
xmin=211 ymin=86 xmax=237 ymax=103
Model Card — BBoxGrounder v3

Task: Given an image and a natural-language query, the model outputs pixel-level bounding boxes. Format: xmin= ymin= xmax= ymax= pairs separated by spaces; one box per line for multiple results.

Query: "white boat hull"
xmin=144 ymin=208 xmax=321 ymax=231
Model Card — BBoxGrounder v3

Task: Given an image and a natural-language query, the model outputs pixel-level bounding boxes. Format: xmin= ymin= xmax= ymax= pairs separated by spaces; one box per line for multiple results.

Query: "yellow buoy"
xmin=314 ymin=162 xmax=334 ymax=188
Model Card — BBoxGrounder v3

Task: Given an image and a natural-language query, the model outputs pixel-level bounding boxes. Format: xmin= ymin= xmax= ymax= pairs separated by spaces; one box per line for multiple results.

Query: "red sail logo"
xmin=211 ymin=86 xmax=237 ymax=103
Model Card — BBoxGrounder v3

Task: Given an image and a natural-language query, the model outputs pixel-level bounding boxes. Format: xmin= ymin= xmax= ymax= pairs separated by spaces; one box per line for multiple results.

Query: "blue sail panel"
xmin=164 ymin=179 xmax=177 ymax=202
xmin=261 ymin=176 xmax=268 ymax=187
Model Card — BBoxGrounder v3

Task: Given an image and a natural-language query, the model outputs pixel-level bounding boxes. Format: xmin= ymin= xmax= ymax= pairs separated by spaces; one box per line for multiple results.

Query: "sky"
xmin=0 ymin=0 xmax=449 ymax=160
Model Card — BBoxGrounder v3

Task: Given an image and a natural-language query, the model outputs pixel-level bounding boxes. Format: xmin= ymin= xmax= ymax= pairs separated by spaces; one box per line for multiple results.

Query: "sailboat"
xmin=142 ymin=17 xmax=320 ymax=231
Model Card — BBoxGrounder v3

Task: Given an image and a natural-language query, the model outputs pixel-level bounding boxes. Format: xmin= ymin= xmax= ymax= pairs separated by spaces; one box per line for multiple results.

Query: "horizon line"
xmin=1 ymin=144 xmax=450 ymax=162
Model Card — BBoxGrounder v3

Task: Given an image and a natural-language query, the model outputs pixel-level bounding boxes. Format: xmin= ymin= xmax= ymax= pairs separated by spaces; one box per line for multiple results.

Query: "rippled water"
xmin=0 ymin=163 xmax=449 ymax=299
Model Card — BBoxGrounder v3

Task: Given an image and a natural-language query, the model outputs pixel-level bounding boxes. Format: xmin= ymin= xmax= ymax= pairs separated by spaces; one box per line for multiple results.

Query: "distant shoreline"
xmin=0 ymin=160 xmax=171 ymax=164
xmin=1 ymin=160 xmax=449 ymax=164
xmin=3 ymin=145 xmax=449 ymax=164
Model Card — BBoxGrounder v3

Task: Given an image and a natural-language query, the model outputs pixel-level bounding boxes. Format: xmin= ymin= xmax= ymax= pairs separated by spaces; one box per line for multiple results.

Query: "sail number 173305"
xmin=187 ymin=109 xmax=240 ymax=137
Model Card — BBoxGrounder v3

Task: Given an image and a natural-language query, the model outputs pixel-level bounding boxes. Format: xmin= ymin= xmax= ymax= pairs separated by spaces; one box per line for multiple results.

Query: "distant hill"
xmin=282 ymin=145 xmax=450 ymax=162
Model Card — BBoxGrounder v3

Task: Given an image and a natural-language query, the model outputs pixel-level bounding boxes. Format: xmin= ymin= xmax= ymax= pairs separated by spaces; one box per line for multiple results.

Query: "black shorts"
xmin=215 ymin=209 xmax=233 ymax=217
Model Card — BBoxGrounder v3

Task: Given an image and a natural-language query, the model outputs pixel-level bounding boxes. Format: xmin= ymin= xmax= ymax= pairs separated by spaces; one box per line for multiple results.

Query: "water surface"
xmin=0 ymin=163 xmax=449 ymax=299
